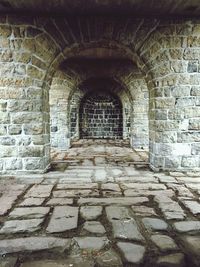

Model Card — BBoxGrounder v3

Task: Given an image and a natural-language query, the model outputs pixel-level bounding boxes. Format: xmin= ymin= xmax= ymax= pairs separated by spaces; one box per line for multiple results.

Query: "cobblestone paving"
xmin=1 ymin=141 xmax=200 ymax=266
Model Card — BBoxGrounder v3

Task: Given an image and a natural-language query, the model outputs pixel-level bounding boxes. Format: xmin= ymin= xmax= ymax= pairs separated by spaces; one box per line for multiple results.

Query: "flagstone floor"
xmin=0 ymin=140 xmax=200 ymax=267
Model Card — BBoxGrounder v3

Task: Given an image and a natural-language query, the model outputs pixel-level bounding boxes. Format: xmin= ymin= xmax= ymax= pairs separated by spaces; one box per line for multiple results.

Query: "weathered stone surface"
xmin=106 ymin=206 xmax=144 ymax=241
xmin=151 ymin=235 xmax=178 ymax=252
xmin=78 ymin=197 xmax=148 ymax=206
xmin=53 ymin=189 xmax=99 ymax=198
xmin=0 ymin=196 xmax=18 ymax=215
xmin=156 ymin=253 xmax=185 ymax=267
xmin=73 ymin=237 xmax=108 ymax=250
xmin=101 ymin=183 xmax=121 ymax=192
xmin=18 ymin=197 xmax=45 ymax=206
xmin=21 ymin=259 xmax=94 ymax=267
xmin=82 ymin=221 xmax=106 ymax=235
xmin=46 ymin=206 xmax=78 ymax=233
xmin=154 ymin=195 xmax=186 ymax=220
xmin=80 ymin=206 xmax=103 ymax=220
xmin=56 ymin=183 xmax=98 ymax=190
xmin=9 ymin=207 xmax=50 ymax=219
xmin=142 ymin=218 xmax=168 ymax=231
xmin=167 ymin=184 xmax=193 ymax=197
xmin=94 ymin=169 xmax=107 ymax=181
xmin=46 ymin=198 xmax=73 ymax=206
xmin=121 ymin=183 xmax=166 ymax=190
xmin=124 ymin=189 xmax=174 ymax=197
xmin=181 ymin=200 xmax=200 ymax=215
xmin=95 ymin=249 xmax=123 ymax=267
xmin=25 ymin=185 xmax=53 ymax=198
xmin=180 ymin=236 xmax=200 ymax=265
xmin=0 ymin=258 xmax=18 ymax=267
xmin=117 ymin=242 xmax=145 ymax=264
xmin=132 ymin=206 xmax=157 ymax=216
xmin=0 ymin=219 xmax=43 ymax=234
xmin=174 ymin=221 xmax=200 ymax=232
xmin=0 ymin=237 xmax=71 ymax=254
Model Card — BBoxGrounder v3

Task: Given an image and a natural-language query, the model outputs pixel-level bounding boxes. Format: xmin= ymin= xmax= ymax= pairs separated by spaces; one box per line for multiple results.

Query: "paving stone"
xmin=154 ymin=196 xmax=186 ymax=220
xmin=151 ymin=235 xmax=178 ymax=252
xmin=0 ymin=237 xmax=71 ymax=254
xmin=180 ymin=236 xmax=200 ymax=265
xmin=142 ymin=218 xmax=168 ymax=231
xmin=95 ymin=157 xmax=106 ymax=165
xmin=178 ymin=177 xmax=200 ymax=184
xmin=116 ymin=176 xmax=158 ymax=183
xmin=0 ymin=196 xmax=18 ymax=215
xmin=101 ymin=183 xmax=121 ymax=192
xmin=167 ymin=184 xmax=194 ymax=197
xmin=94 ymin=170 xmax=107 ymax=181
xmin=102 ymin=190 xmax=122 ymax=197
xmin=117 ymin=242 xmax=145 ymax=264
xmin=124 ymin=189 xmax=174 ymax=197
xmin=95 ymin=249 xmax=123 ymax=267
xmin=82 ymin=159 xmax=94 ymax=166
xmin=132 ymin=206 xmax=157 ymax=216
xmin=106 ymin=206 xmax=144 ymax=241
xmin=24 ymin=185 xmax=53 ymax=198
xmin=9 ymin=207 xmax=50 ymax=219
xmin=73 ymin=237 xmax=109 ymax=250
xmin=0 ymin=219 xmax=44 ymax=234
xmin=46 ymin=206 xmax=78 ymax=233
xmin=110 ymin=169 xmax=123 ymax=176
xmin=124 ymin=168 xmax=141 ymax=176
xmin=3 ymin=185 xmax=27 ymax=195
xmin=59 ymin=178 xmax=92 ymax=183
xmin=78 ymin=197 xmax=148 ymax=206
xmin=173 ymin=220 xmax=200 ymax=232
xmin=156 ymin=253 xmax=185 ymax=267
xmin=80 ymin=206 xmax=103 ymax=220
xmin=56 ymin=183 xmax=98 ymax=190
xmin=185 ymin=182 xmax=200 ymax=190
xmin=53 ymin=189 xmax=99 ymax=198
xmin=46 ymin=198 xmax=73 ymax=206
xmin=21 ymin=259 xmax=94 ymax=267
xmin=82 ymin=221 xmax=106 ymax=234
xmin=18 ymin=197 xmax=45 ymax=206
xmin=121 ymin=183 xmax=166 ymax=190
xmin=0 ymin=257 xmax=18 ymax=267
xmin=156 ymin=175 xmax=178 ymax=183
xmin=181 ymin=200 xmax=200 ymax=215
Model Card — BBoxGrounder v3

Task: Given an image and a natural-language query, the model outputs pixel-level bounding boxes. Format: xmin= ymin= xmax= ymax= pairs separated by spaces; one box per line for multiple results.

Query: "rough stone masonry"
xmin=0 ymin=2 xmax=200 ymax=174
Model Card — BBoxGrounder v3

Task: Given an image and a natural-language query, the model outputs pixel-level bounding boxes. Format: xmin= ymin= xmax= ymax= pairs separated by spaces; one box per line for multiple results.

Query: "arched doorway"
xmin=79 ymin=90 xmax=123 ymax=139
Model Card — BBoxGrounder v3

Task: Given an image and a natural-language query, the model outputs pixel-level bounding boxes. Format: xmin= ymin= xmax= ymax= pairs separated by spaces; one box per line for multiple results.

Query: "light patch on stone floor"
xmin=0 ymin=219 xmax=44 ymax=234
xmin=0 ymin=237 xmax=71 ymax=254
xmin=106 ymin=206 xmax=144 ymax=241
xmin=46 ymin=206 xmax=79 ymax=233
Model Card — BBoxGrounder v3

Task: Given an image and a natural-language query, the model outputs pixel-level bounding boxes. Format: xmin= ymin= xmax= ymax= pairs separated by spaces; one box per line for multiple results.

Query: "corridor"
xmin=0 ymin=141 xmax=200 ymax=266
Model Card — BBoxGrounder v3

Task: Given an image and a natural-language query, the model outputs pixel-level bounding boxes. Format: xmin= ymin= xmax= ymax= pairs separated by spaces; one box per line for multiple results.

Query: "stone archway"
xmin=79 ymin=90 xmax=123 ymax=139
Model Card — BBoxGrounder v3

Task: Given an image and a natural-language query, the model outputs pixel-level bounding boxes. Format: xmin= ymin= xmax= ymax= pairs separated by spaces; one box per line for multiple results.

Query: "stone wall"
xmin=68 ymin=77 xmax=132 ymax=142
xmin=50 ymin=70 xmax=79 ymax=151
xmin=79 ymin=90 xmax=123 ymax=139
xmin=0 ymin=16 xmax=200 ymax=173
xmin=138 ymin=21 xmax=200 ymax=171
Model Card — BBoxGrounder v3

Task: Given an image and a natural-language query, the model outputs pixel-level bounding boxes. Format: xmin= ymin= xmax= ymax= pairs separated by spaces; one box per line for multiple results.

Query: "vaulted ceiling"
xmin=0 ymin=0 xmax=200 ymax=16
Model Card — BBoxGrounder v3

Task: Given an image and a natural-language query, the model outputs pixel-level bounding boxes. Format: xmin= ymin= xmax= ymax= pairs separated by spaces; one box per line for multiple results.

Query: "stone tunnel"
xmin=0 ymin=2 xmax=200 ymax=174
xmin=2 ymin=2 xmax=200 ymax=267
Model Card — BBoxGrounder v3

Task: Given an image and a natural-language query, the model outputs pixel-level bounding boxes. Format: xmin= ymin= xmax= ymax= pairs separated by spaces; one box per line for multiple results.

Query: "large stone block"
xmin=23 ymin=158 xmax=44 ymax=170
xmin=24 ymin=123 xmax=44 ymax=135
xmin=19 ymin=146 xmax=44 ymax=157
xmin=11 ymin=112 xmax=43 ymax=124
xmin=181 ymin=156 xmax=199 ymax=168
xmin=189 ymin=119 xmax=200 ymax=130
xmin=5 ymin=158 xmax=22 ymax=170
